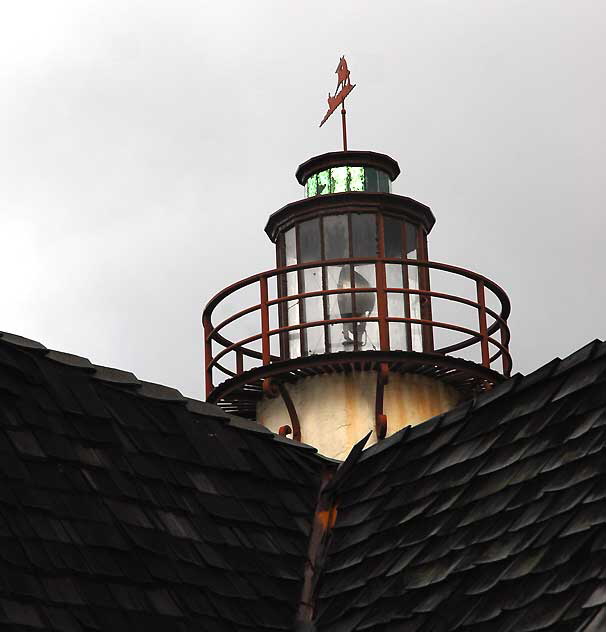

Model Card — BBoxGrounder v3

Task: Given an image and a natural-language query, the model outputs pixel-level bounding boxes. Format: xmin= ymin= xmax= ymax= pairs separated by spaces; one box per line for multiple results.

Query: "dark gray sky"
xmin=2 ymin=1 xmax=605 ymax=398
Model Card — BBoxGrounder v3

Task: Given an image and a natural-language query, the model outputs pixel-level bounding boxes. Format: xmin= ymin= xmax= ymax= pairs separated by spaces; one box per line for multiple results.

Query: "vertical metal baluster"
xmin=260 ymin=276 xmax=271 ymax=366
xmin=476 ymin=280 xmax=490 ymax=367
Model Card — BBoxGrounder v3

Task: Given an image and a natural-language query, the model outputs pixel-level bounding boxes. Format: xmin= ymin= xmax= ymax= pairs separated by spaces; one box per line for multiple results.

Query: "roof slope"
xmin=315 ymin=340 xmax=606 ymax=631
xmin=1 ymin=332 xmax=606 ymax=631
xmin=0 ymin=332 xmax=330 ymax=631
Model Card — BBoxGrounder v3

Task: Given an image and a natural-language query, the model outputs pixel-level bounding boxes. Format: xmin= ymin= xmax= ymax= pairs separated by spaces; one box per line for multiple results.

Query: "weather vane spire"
xmin=320 ymin=56 xmax=356 ymax=151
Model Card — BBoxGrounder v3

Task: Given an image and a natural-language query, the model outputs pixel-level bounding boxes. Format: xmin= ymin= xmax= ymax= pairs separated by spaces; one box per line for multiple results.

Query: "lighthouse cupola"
xmin=202 ymin=61 xmax=512 ymax=459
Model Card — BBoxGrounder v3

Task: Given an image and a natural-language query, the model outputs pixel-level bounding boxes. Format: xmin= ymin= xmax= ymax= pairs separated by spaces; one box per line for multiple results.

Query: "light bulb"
xmin=337 ymin=266 xmax=375 ymax=346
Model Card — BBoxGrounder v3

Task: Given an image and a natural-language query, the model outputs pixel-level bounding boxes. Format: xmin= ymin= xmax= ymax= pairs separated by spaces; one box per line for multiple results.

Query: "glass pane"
xmin=301 ymin=267 xmax=322 ymax=301
xmin=384 ymin=216 xmax=402 ymax=258
xmin=389 ymin=323 xmax=408 ymax=351
xmin=409 ymin=262 xmax=423 ymax=351
xmin=285 ymin=227 xmax=296 ymax=266
xmin=306 ymin=174 xmax=318 ymax=197
xmin=353 ymin=264 xmax=376 ymax=291
xmin=349 ymin=167 xmax=364 ymax=191
xmin=351 ymin=214 xmax=377 ymax=257
xmin=327 ymin=264 xmax=348 ymax=353
xmin=326 ymin=265 xmax=346 ymax=318
xmin=406 ymin=223 xmax=418 ymax=258
xmin=386 ymin=263 xmax=402 ymax=290
xmin=302 ymin=297 xmax=325 ymax=353
xmin=363 ymin=321 xmax=380 ymax=351
xmin=365 ymin=167 xmax=379 ymax=192
xmin=286 ymin=270 xmax=300 ymax=358
xmin=324 ymin=215 xmax=349 ymax=260
xmin=352 ymin=264 xmax=377 ymax=350
xmin=299 ymin=219 xmax=321 ymax=262
xmin=378 ymin=170 xmax=391 ymax=192
xmin=331 ymin=166 xmax=348 ymax=193
xmin=317 ymin=169 xmax=330 ymax=195
xmin=386 ymin=263 xmax=408 ymax=351
xmin=301 ymin=267 xmax=323 ymax=356
xmin=284 ymin=228 xmax=299 ymax=357
xmin=304 ymin=326 xmax=325 ymax=356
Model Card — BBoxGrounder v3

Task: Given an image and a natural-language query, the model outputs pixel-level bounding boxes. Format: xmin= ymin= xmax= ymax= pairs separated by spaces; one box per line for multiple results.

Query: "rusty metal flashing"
xmin=295 ymin=150 xmax=401 ymax=185
xmin=295 ymin=433 xmax=370 ymax=627
xmin=264 ymin=192 xmax=435 ymax=242
xmin=296 ymin=469 xmax=336 ymax=625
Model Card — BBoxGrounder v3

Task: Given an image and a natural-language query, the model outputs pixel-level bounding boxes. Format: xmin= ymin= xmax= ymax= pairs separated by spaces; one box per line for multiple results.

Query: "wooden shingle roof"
xmin=0 ymin=331 xmax=605 ymax=631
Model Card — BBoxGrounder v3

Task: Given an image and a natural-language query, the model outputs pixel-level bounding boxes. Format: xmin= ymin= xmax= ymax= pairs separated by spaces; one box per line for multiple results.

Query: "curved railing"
xmin=203 ymin=257 xmax=512 ymax=397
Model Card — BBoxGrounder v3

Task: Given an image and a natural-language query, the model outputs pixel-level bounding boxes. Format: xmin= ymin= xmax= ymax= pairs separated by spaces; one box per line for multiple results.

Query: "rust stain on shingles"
xmin=295 ymin=470 xmax=339 ymax=626
xmin=316 ymin=505 xmax=338 ymax=530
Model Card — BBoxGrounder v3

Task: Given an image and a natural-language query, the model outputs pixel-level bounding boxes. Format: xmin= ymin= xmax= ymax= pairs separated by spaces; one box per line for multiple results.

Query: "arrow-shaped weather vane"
xmin=319 ymin=56 xmax=356 ymax=151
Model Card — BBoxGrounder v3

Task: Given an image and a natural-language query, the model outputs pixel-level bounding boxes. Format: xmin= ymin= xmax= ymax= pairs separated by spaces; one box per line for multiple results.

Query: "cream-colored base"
xmin=257 ymin=372 xmax=460 ymax=460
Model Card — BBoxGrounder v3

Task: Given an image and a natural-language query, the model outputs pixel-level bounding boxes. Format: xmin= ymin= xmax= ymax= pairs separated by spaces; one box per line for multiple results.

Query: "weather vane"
xmin=320 ymin=56 xmax=355 ymax=151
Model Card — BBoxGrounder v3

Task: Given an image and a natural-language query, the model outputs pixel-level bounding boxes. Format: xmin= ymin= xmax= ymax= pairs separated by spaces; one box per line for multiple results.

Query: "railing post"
xmin=476 ymin=280 xmax=490 ymax=367
xmin=260 ymin=275 xmax=271 ymax=366
xmin=375 ymin=215 xmax=390 ymax=352
xmin=236 ymin=349 xmax=244 ymax=375
xmin=203 ymin=315 xmax=213 ymax=398
xmin=500 ymin=323 xmax=510 ymax=376
xmin=376 ymin=260 xmax=390 ymax=351
xmin=417 ymin=229 xmax=435 ymax=352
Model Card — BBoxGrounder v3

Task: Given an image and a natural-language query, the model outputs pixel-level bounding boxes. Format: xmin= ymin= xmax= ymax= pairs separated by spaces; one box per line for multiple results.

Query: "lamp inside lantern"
xmin=337 ymin=266 xmax=376 ymax=347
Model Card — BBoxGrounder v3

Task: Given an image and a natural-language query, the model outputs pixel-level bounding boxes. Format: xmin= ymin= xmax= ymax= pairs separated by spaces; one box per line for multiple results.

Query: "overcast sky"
xmin=1 ymin=1 xmax=605 ymax=398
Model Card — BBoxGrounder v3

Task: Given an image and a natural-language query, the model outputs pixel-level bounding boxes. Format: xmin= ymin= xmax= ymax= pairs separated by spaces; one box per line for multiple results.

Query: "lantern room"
xmin=267 ymin=150 xmax=433 ymax=361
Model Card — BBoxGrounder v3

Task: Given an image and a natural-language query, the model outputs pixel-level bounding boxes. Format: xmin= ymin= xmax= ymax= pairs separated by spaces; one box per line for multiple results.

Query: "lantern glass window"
xmin=324 ymin=215 xmax=348 ymax=260
xmin=384 ymin=216 xmax=402 ymax=258
xmin=351 ymin=213 xmax=377 ymax=258
xmin=299 ymin=218 xmax=321 ymax=262
xmin=381 ymin=217 xmax=422 ymax=352
xmin=280 ymin=212 xmax=417 ymax=358
xmin=284 ymin=227 xmax=300 ymax=358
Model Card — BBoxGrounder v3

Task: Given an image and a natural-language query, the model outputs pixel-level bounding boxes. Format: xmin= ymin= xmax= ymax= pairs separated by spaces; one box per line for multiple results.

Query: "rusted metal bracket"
xmin=375 ymin=362 xmax=389 ymax=441
xmin=263 ymin=378 xmax=302 ymax=442
xmin=277 ymin=382 xmax=301 ymax=442
xmin=262 ymin=377 xmax=279 ymax=398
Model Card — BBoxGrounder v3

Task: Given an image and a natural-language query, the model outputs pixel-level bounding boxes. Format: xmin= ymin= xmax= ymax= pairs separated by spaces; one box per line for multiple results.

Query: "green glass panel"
xmin=349 ymin=167 xmax=364 ymax=191
xmin=306 ymin=174 xmax=318 ymax=197
xmin=308 ymin=166 xmax=386 ymax=195
xmin=331 ymin=166 xmax=348 ymax=193
xmin=317 ymin=169 xmax=330 ymax=195
xmin=365 ymin=168 xmax=379 ymax=192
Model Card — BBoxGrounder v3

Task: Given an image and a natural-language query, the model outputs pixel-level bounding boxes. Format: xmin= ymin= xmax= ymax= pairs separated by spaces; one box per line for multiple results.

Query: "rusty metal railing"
xmin=203 ymin=257 xmax=511 ymax=397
